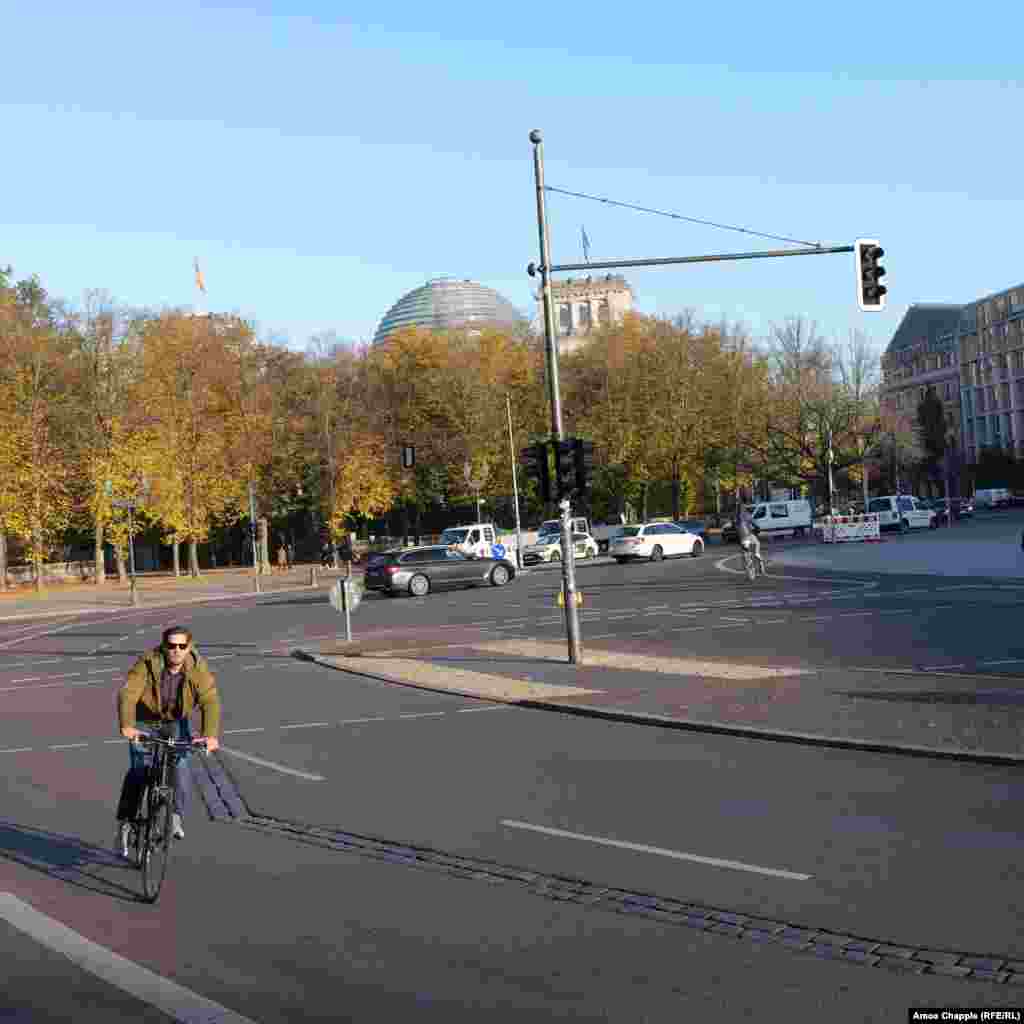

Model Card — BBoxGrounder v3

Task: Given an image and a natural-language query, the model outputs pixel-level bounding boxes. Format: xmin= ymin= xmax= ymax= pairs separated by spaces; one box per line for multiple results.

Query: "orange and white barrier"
xmin=814 ymin=513 xmax=881 ymax=543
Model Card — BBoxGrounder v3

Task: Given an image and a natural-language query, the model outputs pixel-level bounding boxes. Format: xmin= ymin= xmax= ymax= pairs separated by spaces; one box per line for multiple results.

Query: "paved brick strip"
xmin=199 ymin=753 xmax=1023 ymax=987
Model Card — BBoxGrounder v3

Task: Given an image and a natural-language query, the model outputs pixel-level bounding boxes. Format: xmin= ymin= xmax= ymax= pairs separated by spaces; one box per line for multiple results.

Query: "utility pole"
xmin=506 ymin=394 xmax=525 ymax=570
xmin=530 ymin=130 xmax=583 ymax=664
xmin=248 ymin=480 xmax=261 ymax=592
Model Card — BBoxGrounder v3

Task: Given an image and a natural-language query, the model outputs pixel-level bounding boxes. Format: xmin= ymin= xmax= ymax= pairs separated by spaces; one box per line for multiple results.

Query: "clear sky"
xmin=4 ymin=2 xmax=1021 ymax=353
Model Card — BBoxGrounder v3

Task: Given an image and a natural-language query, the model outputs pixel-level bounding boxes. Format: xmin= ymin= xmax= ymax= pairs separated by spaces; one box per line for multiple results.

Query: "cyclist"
xmin=115 ymin=626 xmax=221 ymax=857
xmin=736 ymin=504 xmax=765 ymax=576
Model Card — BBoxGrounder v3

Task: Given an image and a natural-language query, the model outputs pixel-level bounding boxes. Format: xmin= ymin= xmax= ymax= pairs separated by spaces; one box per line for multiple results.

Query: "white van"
xmin=750 ymin=499 xmax=812 ymax=537
xmin=867 ymin=495 xmax=936 ymax=532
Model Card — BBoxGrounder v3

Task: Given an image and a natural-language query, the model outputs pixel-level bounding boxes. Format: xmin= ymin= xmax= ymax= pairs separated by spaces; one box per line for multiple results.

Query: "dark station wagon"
xmin=364 ymin=545 xmax=517 ymax=598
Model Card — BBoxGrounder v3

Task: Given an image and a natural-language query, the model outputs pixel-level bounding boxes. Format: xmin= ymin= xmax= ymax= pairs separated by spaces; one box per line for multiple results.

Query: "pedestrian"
xmin=277 ymin=543 xmax=289 ymax=573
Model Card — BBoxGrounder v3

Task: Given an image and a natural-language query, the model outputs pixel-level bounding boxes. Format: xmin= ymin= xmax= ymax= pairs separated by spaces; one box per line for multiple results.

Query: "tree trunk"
xmin=188 ymin=539 xmax=200 ymax=577
xmin=0 ymin=532 xmax=7 ymax=592
xmin=115 ymin=547 xmax=128 ymax=583
xmin=172 ymin=541 xmax=181 ymax=577
xmin=640 ymin=484 xmax=649 ymax=522
xmin=670 ymin=475 xmax=681 ymax=521
xmin=94 ymin=516 xmax=106 ymax=585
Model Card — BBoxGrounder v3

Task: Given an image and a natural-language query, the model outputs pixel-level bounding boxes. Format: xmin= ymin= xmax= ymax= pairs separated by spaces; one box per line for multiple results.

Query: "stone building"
xmin=548 ymin=274 xmax=634 ymax=353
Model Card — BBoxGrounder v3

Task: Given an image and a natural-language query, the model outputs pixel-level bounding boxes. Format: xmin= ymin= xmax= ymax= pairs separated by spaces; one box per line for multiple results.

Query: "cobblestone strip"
xmin=232 ymin=812 xmax=1022 ymax=988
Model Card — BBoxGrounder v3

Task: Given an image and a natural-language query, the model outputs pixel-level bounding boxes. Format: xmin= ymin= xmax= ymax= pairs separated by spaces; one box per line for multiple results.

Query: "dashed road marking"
xmin=501 ymin=820 xmax=813 ymax=881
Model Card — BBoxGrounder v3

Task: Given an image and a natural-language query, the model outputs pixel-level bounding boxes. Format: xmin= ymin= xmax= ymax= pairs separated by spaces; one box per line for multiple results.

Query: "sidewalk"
xmin=0 ymin=564 xmax=351 ymax=621
xmin=300 ymin=637 xmax=1024 ymax=765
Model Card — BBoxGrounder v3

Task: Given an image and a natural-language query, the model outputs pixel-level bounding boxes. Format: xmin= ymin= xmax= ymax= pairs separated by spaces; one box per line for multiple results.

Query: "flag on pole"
xmin=194 ymin=257 xmax=206 ymax=294
xmin=581 ymin=226 xmax=591 ymax=264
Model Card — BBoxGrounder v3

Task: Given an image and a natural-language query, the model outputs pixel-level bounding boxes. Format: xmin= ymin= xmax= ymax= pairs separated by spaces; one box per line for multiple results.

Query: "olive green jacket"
xmin=117 ymin=647 xmax=221 ymax=737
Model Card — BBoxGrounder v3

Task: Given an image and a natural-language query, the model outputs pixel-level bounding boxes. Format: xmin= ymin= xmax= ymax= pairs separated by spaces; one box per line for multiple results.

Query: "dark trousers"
xmin=115 ymin=719 xmax=194 ymax=821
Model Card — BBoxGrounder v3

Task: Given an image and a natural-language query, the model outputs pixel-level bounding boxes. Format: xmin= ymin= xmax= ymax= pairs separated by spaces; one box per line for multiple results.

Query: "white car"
xmin=867 ymin=495 xmax=936 ymax=532
xmin=521 ymin=532 xmax=599 ymax=565
xmin=609 ymin=522 xmax=705 ymax=562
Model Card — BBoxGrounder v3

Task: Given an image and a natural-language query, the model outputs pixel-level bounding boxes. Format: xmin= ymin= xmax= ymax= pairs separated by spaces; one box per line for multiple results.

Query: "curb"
xmin=294 ymin=650 xmax=1024 ymax=767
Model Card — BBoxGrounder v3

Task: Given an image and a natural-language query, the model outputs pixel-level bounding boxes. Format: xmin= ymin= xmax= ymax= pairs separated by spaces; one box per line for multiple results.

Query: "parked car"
xmin=674 ymin=518 xmax=708 ymax=541
xmin=609 ymin=522 xmax=705 ymax=562
xmin=974 ymin=488 xmax=1011 ymax=509
xmin=521 ymin=532 xmax=599 ymax=565
xmin=867 ymin=495 xmax=936 ymax=532
xmin=364 ymin=545 xmax=516 ymax=597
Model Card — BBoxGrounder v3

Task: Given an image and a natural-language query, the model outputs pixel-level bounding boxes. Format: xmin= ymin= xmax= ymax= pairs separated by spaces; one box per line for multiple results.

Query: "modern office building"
xmin=548 ymin=274 xmax=634 ymax=354
xmin=880 ymin=283 xmax=1024 ymax=471
xmin=957 ymin=283 xmax=1024 ymax=464
xmin=879 ymin=304 xmax=963 ymax=444
xmin=373 ymin=277 xmax=523 ymax=346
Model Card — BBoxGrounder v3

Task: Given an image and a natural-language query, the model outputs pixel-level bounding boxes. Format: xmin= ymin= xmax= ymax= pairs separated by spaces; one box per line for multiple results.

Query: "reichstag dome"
xmin=373 ymin=277 xmax=523 ymax=345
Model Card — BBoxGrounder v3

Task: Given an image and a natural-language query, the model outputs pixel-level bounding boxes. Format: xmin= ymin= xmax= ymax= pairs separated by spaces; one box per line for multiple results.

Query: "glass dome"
xmin=373 ymin=277 xmax=523 ymax=345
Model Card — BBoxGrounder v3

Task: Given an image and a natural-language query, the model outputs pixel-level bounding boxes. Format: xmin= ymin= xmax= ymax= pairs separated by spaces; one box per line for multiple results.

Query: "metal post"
xmin=343 ymin=579 xmax=352 ymax=644
xmin=531 ymin=129 xmax=582 ymax=664
xmin=506 ymin=393 xmax=525 ymax=570
xmin=826 ymin=425 xmax=835 ymax=516
xmin=248 ymin=480 xmax=261 ymax=592
xmin=128 ymin=504 xmax=139 ymax=607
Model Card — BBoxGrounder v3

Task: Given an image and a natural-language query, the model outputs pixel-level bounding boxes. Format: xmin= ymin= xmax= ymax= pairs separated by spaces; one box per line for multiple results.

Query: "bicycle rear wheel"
xmin=743 ymin=551 xmax=756 ymax=582
xmin=141 ymin=790 xmax=173 ymax=903
xmin=131 ymin=786 xmax=149 ymax=868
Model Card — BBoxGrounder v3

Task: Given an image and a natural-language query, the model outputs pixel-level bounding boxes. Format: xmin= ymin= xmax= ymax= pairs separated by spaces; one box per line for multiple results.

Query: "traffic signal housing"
xmin=573 ymin=438 xmax=595 ymax=496
xmin=554 ymin=439 xmax=575 ymax=501
xmin=856 ymin=239 xmax=887 ymax=311
xmin=519 ymin=442 xmax=551 ymax=503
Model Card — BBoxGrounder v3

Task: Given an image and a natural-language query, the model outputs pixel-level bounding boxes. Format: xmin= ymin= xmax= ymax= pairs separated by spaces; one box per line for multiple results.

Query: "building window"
xmin=577 ymin=302 xmax=592 ymax=332
xmin=558 ymin=303 xmax=572 ymax=334
xmin=598 ymin=299 xmax=610 ymax=325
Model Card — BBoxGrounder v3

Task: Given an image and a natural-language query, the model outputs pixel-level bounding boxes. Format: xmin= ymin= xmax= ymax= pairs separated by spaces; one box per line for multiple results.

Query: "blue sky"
xmin=4 ymin=2 xmax=1021 ymax=353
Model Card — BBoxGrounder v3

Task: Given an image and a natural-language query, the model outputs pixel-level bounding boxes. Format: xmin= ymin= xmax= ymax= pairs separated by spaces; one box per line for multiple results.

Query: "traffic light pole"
xmin=531 ymin=129 xmax=583 ymax=665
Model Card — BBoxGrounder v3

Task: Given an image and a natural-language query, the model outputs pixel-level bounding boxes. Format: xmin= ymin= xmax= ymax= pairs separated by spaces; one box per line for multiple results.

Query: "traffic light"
xmin=573 ymin=438 xmax=595 ymax=495
xmin=520 ymin=442 xmax=551 ymax=503
xmin=554 ymin=439 xmax=575 ymax=501
xmin=856 ymin=239 xmax=887 ymax=311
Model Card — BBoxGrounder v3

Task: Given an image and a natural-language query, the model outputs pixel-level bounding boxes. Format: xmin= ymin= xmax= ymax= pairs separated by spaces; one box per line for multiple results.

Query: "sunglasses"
xmin=165 ymin=642 xmax=189 ymax=650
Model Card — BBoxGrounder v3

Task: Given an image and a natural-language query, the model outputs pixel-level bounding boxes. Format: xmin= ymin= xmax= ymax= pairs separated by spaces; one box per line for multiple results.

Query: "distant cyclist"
xmin=736 ymin=504 xmax=765 ymax=575
xmin=115 ymin=626 xmax=221 ymax=857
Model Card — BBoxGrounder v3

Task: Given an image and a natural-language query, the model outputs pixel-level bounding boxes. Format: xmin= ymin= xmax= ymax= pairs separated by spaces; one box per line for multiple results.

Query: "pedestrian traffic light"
xmin=856 ymin=239 xmax=887 ymax=311
xmin=554 ymin=439 xmax=576 ymax=501
xmin=520 ymin=442 xmax=551 ymax=503
xmin=573 ymin=438 xmax=595 ymax=495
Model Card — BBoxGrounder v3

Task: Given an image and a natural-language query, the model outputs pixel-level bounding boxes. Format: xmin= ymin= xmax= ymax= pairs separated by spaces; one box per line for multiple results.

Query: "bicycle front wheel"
xmin=141 ymin=792 xmax=173 ymax=903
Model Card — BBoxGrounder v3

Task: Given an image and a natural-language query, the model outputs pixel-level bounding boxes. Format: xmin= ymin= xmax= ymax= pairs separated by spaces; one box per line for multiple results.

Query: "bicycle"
xmin=740 ymin=542 xmax=766 ymax=581
xmin=128 ymin=729 xmax=207 ymax=904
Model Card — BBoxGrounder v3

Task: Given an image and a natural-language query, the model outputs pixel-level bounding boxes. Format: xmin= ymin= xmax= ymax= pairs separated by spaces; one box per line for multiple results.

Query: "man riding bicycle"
xmin=115 ymin=626 xmax=221 ymax=857
xmin=736 ymin=504 xmax=765 ymax=575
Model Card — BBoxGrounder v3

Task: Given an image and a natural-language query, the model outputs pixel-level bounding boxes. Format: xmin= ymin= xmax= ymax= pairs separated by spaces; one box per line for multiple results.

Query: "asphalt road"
xmin=1 ymin=550 xmax=1022 ymax=1021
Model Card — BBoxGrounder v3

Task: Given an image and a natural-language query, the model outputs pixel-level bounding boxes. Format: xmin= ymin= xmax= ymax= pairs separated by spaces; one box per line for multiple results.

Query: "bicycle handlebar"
xmin=132 ymin=731 xmax=208 ymax=750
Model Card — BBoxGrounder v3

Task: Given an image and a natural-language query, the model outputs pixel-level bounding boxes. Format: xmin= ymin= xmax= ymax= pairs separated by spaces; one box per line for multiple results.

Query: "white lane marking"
xmin=280 ymin=722 xmax=330 ymax=730
xmin=501 ymin=820 xmax=812 ymax=881
xmin=136 ymin=629 xmax=148 ymax=634
xmin=240 ymin=665 xmax=266 ymax=672
xmin=206 ymin=654 xmax=233 ymax=661
xmin=455 ymin=705 xmax=508 ymax=713
xmin=0 ymin=892 xmax=259 ymax=1023
xmin=587 ymin=633 xmax=617 ymax=639
xmin=219 ymin=747 xmax=325 ymax=782
xmin=978 ymin=658 xmax=1024 ymax=667
xmin=920 ymin=664 xmax=968 ymax=671
xmin=0 ymin=747 xmax=34 ymax=754
xmin=879 ymin=609 xmax=916 ymax=615
xmin=0 ymin=679 xmax=109 ymax=694
xmin=88 ymin=667 xmax=121 ymax=674
xmin=0 ymin=658 xmax=62 ymax=669
xmin=50 ymin=743 xmax=89 ymax=750
xmin=9 ymin=676 xmax=42 ymax=683
xmin=222 ymin=727 xmax=267 ymax=735
xmin=396 ymin=712 xmax=447 ymax=720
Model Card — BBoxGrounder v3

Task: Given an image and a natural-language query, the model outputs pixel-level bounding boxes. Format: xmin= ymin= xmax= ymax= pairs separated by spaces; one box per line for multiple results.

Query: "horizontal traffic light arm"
xmin=536 ymin=244 xmax=853 ymax=276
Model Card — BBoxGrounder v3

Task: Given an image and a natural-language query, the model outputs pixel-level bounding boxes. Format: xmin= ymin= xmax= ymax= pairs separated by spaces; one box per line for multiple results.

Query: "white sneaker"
xmin=115 ymin=822 xmax=131 ymax=859
xmin=171 ymin=813 xmax=185 ymax=840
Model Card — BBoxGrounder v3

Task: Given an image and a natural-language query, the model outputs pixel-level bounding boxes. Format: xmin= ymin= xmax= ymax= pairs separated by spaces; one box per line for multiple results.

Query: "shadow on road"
xmin=0 ymin=820 xmax=142 ymax=902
